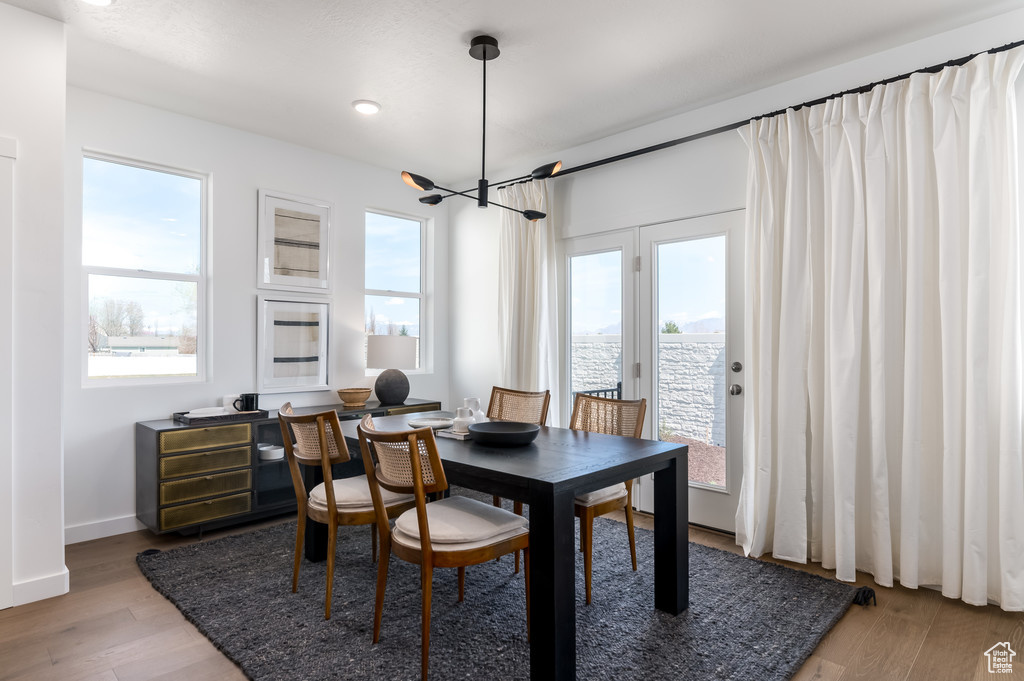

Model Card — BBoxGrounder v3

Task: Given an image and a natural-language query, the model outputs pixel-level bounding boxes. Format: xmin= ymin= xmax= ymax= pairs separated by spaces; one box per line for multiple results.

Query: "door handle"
xmin=729 ymin=384 xmax=742 ymax=396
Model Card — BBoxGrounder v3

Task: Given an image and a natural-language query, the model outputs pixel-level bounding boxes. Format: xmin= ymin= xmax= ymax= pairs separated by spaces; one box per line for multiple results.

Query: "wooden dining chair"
xmin=278 ymin=403 xmax=415 ymax=619
xmin=569 ymin=393 xmax=647 ymax=604
xmin=486 ymin=385 xmax=551 ymax=425
xmin=486 ymin=386 xmax=550 ymax=573
xmin=357 ymin=414 xmax=530 ymax=681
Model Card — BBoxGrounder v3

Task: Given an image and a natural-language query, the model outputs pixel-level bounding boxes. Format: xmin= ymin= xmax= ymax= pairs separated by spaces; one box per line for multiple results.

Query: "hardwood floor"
xmin=2 ymin=512 xmax=1021 ymax=681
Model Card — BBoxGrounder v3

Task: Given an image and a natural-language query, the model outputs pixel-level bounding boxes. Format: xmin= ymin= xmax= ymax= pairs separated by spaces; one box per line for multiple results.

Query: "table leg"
xmin=303 ymin=465 xmax=327 ymax=562
xmin=527 ymin=487 xmax=576 ymax=681
xmin=653 ymin=450 xmax=688 ymax=614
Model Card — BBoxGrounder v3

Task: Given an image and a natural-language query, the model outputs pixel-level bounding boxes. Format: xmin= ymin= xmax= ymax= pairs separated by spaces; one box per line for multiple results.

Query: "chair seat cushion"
xmin=308 ymin=475 xmax=413 ymax=513
xmin=394 ymin=495 xmax=528 ymax=544
xmin=392 ymin=524 xmax=528 ymax=552
xmin=575 ymin=482 xmax=627 ymax=506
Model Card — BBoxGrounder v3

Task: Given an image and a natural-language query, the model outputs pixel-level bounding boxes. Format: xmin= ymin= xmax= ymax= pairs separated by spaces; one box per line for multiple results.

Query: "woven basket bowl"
xmin=337 ymin=387 xmax=372 ymax=407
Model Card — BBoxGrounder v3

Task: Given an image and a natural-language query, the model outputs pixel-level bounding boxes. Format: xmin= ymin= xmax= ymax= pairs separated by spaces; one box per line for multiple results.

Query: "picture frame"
xmin=257 ymin=188 xmax=331 ymax=292
xmin=257 ymin=294 xmax=330 ymax=393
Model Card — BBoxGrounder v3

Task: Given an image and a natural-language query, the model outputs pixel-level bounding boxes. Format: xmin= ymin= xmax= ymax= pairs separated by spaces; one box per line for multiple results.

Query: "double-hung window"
xmin=364 ymin=210 xmax=425 ymax=369
xmin=82 ymin=154 xmax=206 ymax=383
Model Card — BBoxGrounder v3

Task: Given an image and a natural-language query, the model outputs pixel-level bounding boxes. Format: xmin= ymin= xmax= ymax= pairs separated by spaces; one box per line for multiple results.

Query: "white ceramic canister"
xmin=453 ymin=407 xmax=474 ymax=434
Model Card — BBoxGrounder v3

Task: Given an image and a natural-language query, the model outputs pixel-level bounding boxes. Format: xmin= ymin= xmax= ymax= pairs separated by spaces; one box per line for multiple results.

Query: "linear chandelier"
xmin=402 ymin=35 xmax=561 ymax=222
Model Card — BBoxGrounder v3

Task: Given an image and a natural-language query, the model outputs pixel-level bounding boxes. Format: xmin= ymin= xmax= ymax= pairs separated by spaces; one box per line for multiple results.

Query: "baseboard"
xmin=65 ymin=514 xmax=144 ymax=545
xmin=13 ymin=566 xmax=69 ymax=606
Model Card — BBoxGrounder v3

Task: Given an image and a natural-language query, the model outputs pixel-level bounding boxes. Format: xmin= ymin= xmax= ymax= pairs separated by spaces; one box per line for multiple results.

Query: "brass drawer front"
xmin=159 ymin=424 xmax=252 ymax=454
xmin=160 ymin=446 xmax=251 ymax=479
xmin=386 ymin=404 xmax=438 ymax=415
xmin=159 ymin=470 xmax=252 ymax=505
xmin=160 ymin=492 xmax=251 ymax=530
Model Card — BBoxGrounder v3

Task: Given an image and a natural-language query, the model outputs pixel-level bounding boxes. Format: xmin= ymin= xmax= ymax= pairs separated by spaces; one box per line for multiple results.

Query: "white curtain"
xmin=736 ymin=47 xmax=1024 ymax=609
xmin=496 ymin=179 xmax=561 ymax=425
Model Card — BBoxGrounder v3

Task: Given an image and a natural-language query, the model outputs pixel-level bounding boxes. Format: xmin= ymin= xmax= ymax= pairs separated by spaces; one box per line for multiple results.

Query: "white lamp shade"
xmin=366 ymin=334 xmax=418 ymax=370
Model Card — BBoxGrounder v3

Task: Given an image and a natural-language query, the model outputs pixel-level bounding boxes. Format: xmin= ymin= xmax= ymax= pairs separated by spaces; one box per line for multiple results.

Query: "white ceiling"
xmin=5 ymin=0 xmax=1023 ymax=186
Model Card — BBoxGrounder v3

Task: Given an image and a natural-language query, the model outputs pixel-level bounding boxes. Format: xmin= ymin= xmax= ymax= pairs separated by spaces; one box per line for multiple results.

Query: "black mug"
xmin=234 ymin=393 xmax=259 ymax=412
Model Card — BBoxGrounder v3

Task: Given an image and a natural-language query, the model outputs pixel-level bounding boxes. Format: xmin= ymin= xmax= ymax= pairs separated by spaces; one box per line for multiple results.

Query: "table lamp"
xmin=366 ymin=334 xmax=418 ymax=405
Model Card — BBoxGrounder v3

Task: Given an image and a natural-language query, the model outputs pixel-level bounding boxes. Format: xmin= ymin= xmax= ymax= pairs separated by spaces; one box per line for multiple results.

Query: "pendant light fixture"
xmin=402 ymin=35 xmax=561 ymax=222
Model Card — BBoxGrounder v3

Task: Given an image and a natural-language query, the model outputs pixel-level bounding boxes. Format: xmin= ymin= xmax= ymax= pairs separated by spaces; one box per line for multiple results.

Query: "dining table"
xmin=337 ymin=414 xmax=689 ymax=681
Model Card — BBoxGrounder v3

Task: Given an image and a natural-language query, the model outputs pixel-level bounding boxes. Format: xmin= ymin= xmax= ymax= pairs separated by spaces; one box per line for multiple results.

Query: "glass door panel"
xmin=569 ymin=250 xmax=623 ymax=399
xmin=564 ymin=231 xmax=636 ymax=425
xmin=655 ymin=236 xmax=727 ymax=488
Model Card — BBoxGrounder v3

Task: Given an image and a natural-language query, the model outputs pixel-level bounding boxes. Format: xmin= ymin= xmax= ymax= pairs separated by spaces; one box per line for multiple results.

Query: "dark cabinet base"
xmin=136 ymin=398 xmax=442 ymax=537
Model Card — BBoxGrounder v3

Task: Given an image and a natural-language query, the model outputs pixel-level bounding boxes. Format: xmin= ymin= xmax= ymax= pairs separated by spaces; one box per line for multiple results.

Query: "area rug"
xmin=137 ymin=508 xmax=855 ymax=680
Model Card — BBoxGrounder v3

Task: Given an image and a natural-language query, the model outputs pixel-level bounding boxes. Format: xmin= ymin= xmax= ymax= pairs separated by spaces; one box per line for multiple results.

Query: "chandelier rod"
xmin=481 ymin=49 xmax=487 ymax=182
xmin=433 ymin=172 xmax=533 ymax=200
xmin=432 ymin=183 xmax=535 ymax=217
xmin=402 ymin=34 xmax=559 ymax=222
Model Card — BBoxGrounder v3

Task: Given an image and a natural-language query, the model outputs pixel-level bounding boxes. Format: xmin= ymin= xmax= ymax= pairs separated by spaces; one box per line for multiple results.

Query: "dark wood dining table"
xmin=338 ymin=414 xmax=689 ymax=681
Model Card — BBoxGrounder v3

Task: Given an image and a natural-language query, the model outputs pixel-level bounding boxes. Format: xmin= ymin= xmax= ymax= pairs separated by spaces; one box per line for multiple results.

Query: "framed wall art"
xmin=257 ymin=188 xmax=331 ymax=292
xmin=257 ymin=294 xmax=330 ymax=393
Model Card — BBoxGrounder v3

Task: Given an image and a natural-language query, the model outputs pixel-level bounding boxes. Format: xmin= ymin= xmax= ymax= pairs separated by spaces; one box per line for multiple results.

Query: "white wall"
xmin=448 ymin=200 xmax=502 ymax=409
xmin=63 ymin=89 xmax=450 ymax=543
xmin=0 ymin=4 xmax=69 ymax=605
xmin=450 ymin=7 xmax=1024 ymax=418
xmin=0 ymin=136 xmax=13 ymax=611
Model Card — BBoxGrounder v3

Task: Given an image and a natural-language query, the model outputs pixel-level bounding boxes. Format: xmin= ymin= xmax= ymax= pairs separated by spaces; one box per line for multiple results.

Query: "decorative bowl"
xmin=468 ymin=421 xmax=540 ymax=447
xmin=407 ymin=416 xmax=456 ymax=430
xmin=337 ymin=387 xmax=372 ymax=407
xmin=257 ymin=443 xmax=285 ymax=461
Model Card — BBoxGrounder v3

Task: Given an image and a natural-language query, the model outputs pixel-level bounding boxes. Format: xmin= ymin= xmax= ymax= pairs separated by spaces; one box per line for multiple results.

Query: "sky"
xmin=364 ymin=211 xmax=422 ymax=336
xmin=570 ymin=235 xmax=726 ymax=336
xmin=83 ymin=157 xmax=201 ymax=336
xmin=83 ymin=157 xmax=201 ymax=274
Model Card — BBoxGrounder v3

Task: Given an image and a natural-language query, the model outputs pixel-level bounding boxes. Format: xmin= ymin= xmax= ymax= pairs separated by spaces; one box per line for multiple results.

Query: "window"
xmin=364 ymin=211 xmax=424 ymax=369
xmin=82 ymin=155 xmax=206 ymax=382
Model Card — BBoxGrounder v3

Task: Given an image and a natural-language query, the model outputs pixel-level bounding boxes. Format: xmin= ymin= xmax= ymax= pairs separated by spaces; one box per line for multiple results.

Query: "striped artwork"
xmin=273 ymin=207 xmax=321 ymax=278
xmin=271 ymin=310 xmax=320 ymax=378
xmin=257 ymin=189 xmax=331 ymax=292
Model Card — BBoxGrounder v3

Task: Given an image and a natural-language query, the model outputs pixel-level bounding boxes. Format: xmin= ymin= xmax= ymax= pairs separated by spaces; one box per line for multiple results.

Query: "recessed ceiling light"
xmin=80 ymin=0 xmax=114 ymax=6
xmin=352 ymin=100 xmax=381 ymax=115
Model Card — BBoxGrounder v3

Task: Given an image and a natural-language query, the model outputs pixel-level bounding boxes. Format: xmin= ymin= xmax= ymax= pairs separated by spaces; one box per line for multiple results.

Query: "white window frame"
xmin=363 ymin=208 xmax=430 ymax=375
xmin=81 ymin=152 xmax=209 ymax=387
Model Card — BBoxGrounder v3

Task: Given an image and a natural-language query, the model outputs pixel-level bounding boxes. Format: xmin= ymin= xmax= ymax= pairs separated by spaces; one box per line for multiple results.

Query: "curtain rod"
xmin=545 ymin=38 xmax=1024 ymax=180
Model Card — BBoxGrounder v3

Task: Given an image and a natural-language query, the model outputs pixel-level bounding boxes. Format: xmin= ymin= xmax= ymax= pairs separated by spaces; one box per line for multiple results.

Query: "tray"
xmin=173 ymin=410 xmax=269 ymax=425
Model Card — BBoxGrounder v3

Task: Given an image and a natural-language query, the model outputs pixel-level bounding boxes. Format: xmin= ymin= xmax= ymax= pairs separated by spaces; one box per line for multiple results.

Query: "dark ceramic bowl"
xmin=468 ymin=421 xmax=540 ymax=447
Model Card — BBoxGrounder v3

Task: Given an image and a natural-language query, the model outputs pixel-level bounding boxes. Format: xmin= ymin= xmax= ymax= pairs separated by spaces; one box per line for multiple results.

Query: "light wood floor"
xmin=2 ymin=512 xmax=1021 ymax=681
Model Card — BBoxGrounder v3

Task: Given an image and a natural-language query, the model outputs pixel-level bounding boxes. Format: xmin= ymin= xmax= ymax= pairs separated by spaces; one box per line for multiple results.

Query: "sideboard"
xmin=135 ymin=398 xmax=443 ymax=535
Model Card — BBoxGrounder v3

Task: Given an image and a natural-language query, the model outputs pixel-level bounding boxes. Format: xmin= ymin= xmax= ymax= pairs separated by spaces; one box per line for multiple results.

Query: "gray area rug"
xmin=137 ymin=499 xmax=855 ymax=680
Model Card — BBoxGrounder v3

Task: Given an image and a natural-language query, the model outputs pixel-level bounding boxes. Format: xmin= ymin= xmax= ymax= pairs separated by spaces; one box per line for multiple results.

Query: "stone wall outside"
xmin=571 ymin=334 xmax=725 ymax=446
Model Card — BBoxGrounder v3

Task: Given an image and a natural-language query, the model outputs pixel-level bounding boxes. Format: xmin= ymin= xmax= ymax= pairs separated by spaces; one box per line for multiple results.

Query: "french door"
xmin=565 ymin=210 xmax=744 ymax=532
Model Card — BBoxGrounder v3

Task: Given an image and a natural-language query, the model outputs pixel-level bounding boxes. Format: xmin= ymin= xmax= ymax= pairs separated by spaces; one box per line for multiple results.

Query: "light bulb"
xmin=352 ymin=100 xmax=381 ymax=115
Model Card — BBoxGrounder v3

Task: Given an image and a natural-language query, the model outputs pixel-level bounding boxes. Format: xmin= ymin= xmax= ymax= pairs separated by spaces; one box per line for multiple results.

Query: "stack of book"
xmin=436 ymin=428 xmax=472 ymax=441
